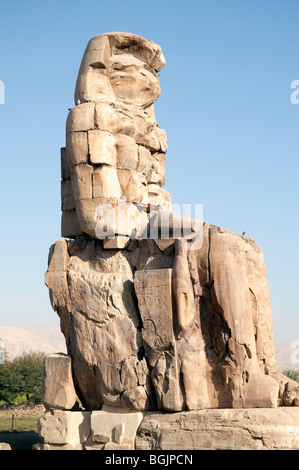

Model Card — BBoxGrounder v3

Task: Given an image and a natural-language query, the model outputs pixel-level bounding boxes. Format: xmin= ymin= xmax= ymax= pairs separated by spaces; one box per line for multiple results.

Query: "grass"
xmin=0 ymin=415 xmax=40 ymax=433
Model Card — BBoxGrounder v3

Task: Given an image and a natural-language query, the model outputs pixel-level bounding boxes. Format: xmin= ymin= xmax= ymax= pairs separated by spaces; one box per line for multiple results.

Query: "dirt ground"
xmin=0 ymin=432 xmax=39 ymax=450
xmin=0 ymin=405 xmax=44 ymax=450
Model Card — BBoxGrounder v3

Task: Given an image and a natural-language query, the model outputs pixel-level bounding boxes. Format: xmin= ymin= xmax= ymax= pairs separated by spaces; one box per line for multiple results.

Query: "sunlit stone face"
xmin=108 ymin=62 xmax=161 ymax=108
xmin=63 ymin=32 xmax=170 ymax=239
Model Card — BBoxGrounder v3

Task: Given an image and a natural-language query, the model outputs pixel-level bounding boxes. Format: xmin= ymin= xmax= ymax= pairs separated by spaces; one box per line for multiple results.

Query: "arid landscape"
xmin=0 ymin=325 xmax=297 ymax=373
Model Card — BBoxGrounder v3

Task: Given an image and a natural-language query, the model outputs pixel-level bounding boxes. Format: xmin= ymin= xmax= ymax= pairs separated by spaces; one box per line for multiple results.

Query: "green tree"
xmin=0 ymin=352 xmax=45 ymax=404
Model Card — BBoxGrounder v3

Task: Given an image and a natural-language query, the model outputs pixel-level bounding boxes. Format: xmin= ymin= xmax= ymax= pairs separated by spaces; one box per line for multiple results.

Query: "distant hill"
xmin=0 ymin=325 xmax=298 ymax=373
xmin=0 ymin=325 xmax=66 ymax=360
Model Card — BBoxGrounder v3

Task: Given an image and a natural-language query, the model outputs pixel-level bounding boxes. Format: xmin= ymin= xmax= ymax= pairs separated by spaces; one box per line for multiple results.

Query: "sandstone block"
xmin=42 ymin=353 xmax=77 ymax=410
xmin=115 ymin=134 xmax=139 ymax=170
xmin=61 ymin=210 xmax=82 ymax=239
xmin=38 ymin=410 xmax=91 ymax=446
xmin=72 ymin=164 xmax=93 ymax=200
xmin=66 ymin=103 xmax=95 ymax=133
xmin=61 ymin=179 xmax=75 ymax=211
xmin=90 ymin=405 xmax=144 ymax=449
xmin=66 ymin=131 xmax=89 ymax=166
xmin=0 ymin=443 xmax=11 ymax=450
xmin=118 ymin=169 xmax=147 ymax=203
xmin=93 ymin=166 xmax=121 ymax=198
xmin=88 ymin=129 xmax=117 ymax=165
xmin=137 ymin=145 xmax=152 ymax=175
xmin=61 ymin=147 xmax=70 ymax=180
xmin=137 ymin=408 xmax=299 ymax=450
xmin=103 ymin=236 xmax=130 ymax=249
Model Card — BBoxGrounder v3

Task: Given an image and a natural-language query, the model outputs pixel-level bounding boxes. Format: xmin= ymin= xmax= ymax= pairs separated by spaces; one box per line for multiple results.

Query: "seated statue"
xmin=46 ymin=32 xmax=288 ymax=412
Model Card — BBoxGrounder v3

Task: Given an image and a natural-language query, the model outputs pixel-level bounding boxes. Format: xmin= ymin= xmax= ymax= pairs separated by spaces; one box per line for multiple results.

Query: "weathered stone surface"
xmin=42 ymin=353 xmax=77 ymax=410
xmin=136 ymin=408 xmax=299 ymax=450
xmin=0 ymin=443 xmax=11 ymax=450
xmin=38 ymin=410 xmax=90 ymax=446
xmin=44 ymin=32 xmax=297 ymax=433
xmin=90 ymin=405 xmax=143 ymax=450
xmin=62 ymin=32 xmax=169 ymax=240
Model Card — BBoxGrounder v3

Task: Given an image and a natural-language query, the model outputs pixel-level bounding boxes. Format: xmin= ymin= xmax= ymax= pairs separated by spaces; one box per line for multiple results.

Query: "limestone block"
xmin=61 ymin=179 xmax=75 ymax=211
xmin=92 ymin=166 xmax=121 ymax=198
xmin=134 ymin=269 xmax=184 ymax=411
xmin=118 ymin=169 xmax=147 ymax=203
xmin=90 ymin=405 xmax=144 ymax=449
xmin=88 ymin=129 xmax=117 ymax=165
xmin=92 ymin=432 xmax=110 ymax=443
xmin=283 ymin=380 xmax=299 ymax=406
xmin=0 ymin=443 xmax=11 ymax=450
xmin=45 ymin=240 xmax=71 ymax=311
xmin=38 ymin=410 xmax=91 ymax=446
xmin=148 ymin=184 xmax=172 ymax=210
xmin=104 ymin=442 xmax=130 ymax=450
xmin=39 ymin=443 xmax=83 ymax=450
xmin=72 ymin=164 xmax=93 ymax=200
xmin=47 ymin=239 xmax=69 ymax=272
xmin=75 ymin=32 xmax=165 ymax=105
xmin=103 ymin=236 xmax=130 ymax=249
xmin=172 ymin=238 xmax=195 ymax=335
xmin=95 ymin=101 xmax=136 ymax=136
xmin=66 ymin=131 xmax=89 ymax=166
xmin=66 ymin=103 xmax=95 ymax=133
xmin=136 ymin=408 xmax=299 ymax=450
xmin=61 ymin=147 xmax=70 ymax=180
xmin=113 ymin=422 xmax=125 ymax=444
xmin=109 ymin=60 xmax=161 ymax=108
xmin=147 ymin=152 xmax=166 ymax=186
xmin=38 ymin=410 xmax=71 ymax=445
xmin=61 ymin=210 xmax=82 ymax=239
xmin=42 ymin=353 xmax=77 ymax=410
xmin=75 ymin=197 xmax=119 ymax=238
xmin=137 ymin=146 xmax=152 ymax=175
xmin=115 ymin=134 xmax=138 ymax=170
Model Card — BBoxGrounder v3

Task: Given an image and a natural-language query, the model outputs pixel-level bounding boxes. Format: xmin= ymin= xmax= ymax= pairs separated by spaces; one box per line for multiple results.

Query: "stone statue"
xmin=45 ymin=32 xmax=295 ymax=419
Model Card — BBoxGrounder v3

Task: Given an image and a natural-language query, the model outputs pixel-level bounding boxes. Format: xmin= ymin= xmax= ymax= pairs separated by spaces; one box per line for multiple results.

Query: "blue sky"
xmin=0 ymin=0 xmax=298 ymax=342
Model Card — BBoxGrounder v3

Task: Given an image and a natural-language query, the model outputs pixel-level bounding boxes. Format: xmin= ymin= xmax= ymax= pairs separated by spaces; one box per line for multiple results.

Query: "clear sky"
xmin=0 ymin=0 xmax=298 ymax=343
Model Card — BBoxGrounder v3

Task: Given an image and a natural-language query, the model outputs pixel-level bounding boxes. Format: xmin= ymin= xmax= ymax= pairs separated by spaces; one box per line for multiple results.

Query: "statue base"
xmin=37 ymin=407 xmax=299 ymax=450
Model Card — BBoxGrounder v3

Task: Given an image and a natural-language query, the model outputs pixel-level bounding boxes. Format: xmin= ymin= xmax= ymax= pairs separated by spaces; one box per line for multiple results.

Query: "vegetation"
xmin=0 ymin=415 xmax=40 ymax=433
xmin=283 ymin=369 xmax=299 ymax=382
xmin=0 ymin=352 xmax=45 ymax=405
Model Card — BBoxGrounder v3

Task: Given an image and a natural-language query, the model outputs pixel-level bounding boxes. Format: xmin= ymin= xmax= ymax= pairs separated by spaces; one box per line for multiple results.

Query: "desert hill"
xmin=0 ymin=325 xmax=66 ymax=360
xmin=0 ymin=325 xmax=298 ymax=373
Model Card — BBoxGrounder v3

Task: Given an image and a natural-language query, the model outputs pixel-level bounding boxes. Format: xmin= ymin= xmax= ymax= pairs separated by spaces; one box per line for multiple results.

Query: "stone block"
xmin=66 ymin=131 xmax=89 ymax=166
xmin=137 ymin=145 xmax=152 ymax=175
xmin=61 ymin=179 xmax=76 ymax=211
xmin=118 ymin=169 xmax=147 ymax=203
xmin=88 ymin=129 xmax=117 ymax=165
xmin=61 ymin=210 xmax=82 ymax=239
xmin=42 ymin=353 xmax=77 ymax=410
xmin=115 ymin=134 xmax=138 ymax=170
xmin=38 ymin=410 xmax=91 ymax=446
xmin=61 ymin=147 xmax=70 ymax=180
xmin=136 ymin=408 xmax=299 ymax=450
xmin=72 ymin=164 xmax=93 ymax=200
xmin=90 ymin=405 xmax=144 ymax=449
xmin=66 ymin=103 xmax=95 ymax=133
xmin=103 ymin=236 xmax=130 ymax=249
xmin=0 ymin=443 xmax=11 ymax=450
xmin=92 ymin=166 xmax=121 ymax=198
